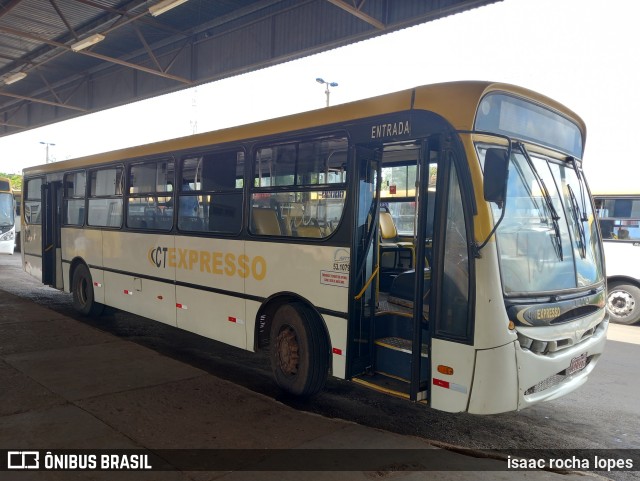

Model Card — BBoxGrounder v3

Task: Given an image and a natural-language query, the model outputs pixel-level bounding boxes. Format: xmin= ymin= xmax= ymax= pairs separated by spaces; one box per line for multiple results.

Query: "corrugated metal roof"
xmin=0 ymin=0 xmax=500 ymax=138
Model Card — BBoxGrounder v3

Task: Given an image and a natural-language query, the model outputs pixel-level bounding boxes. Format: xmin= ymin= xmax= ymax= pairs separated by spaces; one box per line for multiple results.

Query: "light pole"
xmin=316 ymin=77 xmax=338 ymax=107
xmin=40 ymin=141 xmax=55 ymax=163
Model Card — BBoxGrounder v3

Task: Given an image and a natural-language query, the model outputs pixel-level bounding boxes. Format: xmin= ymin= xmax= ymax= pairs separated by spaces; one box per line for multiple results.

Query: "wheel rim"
xmin=274 ymin=325 xmax=300 ymax=377
xmin=608 ymin=290 xmax=635 ymax=318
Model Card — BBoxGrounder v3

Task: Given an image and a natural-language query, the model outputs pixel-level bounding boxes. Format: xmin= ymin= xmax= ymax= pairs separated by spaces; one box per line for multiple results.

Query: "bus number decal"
xmin=321 ymin=248 xmax=350 ymax=287
xmin=332 ymin=248 xmax=350 ymax=272
xmin=148 ymin=245 xmax=267 ymax=281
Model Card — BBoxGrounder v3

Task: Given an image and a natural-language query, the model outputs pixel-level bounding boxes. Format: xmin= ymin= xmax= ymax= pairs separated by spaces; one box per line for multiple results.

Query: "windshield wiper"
xmin=515 ymin=142 xmax=563 ymax=261
xmin=569 ymin=157 xmax=589 ymax=222
xmin=568 ymin=184 xmax=587 ymax=258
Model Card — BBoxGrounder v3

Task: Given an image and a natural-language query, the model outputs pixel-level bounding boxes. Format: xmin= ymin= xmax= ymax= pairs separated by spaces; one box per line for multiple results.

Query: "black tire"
xmin=71 ymin=264 xmax=104 ymax=317
xmin=607 ymin=281 xmax=640 ymax=325
xmin=270 ymin=302 xmax=329 ymax=397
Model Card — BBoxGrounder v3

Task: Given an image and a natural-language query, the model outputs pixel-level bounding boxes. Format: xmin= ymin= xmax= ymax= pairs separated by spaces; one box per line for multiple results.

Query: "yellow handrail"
xmin=354 ymin=265 xmax=379 ymax=300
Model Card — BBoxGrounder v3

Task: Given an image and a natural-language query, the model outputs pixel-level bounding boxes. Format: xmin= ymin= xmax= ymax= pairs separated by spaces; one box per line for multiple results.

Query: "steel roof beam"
xmin=0 ymin=25 xmax=192 ymax=84
xmin=0 ymin=0 xmax=22 ymax=19
xmin=325 ymin=0 xmax=385 ymax=30
xmin=0 ymin=89 xmax=87 ymax=111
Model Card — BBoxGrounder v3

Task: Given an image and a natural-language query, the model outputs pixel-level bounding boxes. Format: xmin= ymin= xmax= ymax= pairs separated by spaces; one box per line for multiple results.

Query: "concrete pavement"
xmin=0 ymin=287 xmax=610 ymax=481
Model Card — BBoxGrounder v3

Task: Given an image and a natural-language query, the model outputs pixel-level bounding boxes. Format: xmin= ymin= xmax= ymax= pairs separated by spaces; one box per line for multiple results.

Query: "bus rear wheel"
xmin=607 ymin=281 xmax=640 ymax=325
xmin=72 ymin=264 xmax=104 ymax=317
xmin=270 ymin=302 xmax=329 ymax=397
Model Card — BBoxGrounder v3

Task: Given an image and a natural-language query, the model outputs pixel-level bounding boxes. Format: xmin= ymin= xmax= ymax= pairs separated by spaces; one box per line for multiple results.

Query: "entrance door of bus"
xmin=351 ymin=137 xmax=475 ymax=411
xmin=41 ymin=181 xmax=63 ymax=289
xmin=426 ymin=142 xmax=475 ymax=412
xmin=348 ymin=146 xmax=381 ymax=376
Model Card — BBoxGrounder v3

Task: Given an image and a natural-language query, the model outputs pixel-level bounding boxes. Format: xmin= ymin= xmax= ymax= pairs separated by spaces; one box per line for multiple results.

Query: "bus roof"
xmin=22 ymin=81 xmax=586 ymax=177
xmin=592 ymin=190 xmax=639 ymax=197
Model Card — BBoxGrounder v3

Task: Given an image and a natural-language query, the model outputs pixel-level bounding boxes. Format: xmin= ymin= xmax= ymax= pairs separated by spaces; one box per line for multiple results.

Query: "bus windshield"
xmin=478 ymin=146 xmax=604 ymax=295
xmin=0 ymin=193 xmax=14 ymax=227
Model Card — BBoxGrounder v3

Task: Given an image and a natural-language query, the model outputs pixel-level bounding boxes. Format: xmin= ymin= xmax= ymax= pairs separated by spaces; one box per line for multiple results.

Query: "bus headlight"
xmin=517 ymin=333 xmax=533 ymax=349
xmin=517 ymin=333 xmax=548 ymax=354
xmin=530 ymin=340 xmax=548 ymax=354
xmin=0 ymin=231 xmax=14 ymax=241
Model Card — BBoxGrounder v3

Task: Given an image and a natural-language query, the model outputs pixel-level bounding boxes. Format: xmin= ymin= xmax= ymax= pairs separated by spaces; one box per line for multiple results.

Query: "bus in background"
xmin=0 ymin=177 xmax=16 ymax=255
xmin=594 ymin=192 xmax=640 ymax=325
xmin=13 ymin=190 xmax=21 ymax=252
xmin=22 ymin=81 xmax=607 ymax=414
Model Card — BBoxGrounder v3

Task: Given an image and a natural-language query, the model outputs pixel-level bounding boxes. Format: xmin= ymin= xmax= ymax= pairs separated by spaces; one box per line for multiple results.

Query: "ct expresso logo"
xmin=148 ymin=245 xmax=267 ymax=281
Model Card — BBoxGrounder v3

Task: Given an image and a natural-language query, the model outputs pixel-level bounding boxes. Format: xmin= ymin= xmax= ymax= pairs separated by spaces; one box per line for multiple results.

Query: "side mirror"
xmin=483 ymin=148 xmax=509 ymax=206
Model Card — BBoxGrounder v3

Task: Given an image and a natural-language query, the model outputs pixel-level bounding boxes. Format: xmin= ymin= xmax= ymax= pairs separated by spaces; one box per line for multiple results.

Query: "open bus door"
xmin=425 ymin=140 xmax=476 ymax=412
xmin=41 ymin=181 xmax=63 ymax=289
xmin=348 ymin=146 xmax=382 ymax=377
xmin=350 ymin=136 xmax=475 ymax=411
xmin=349 ymin=140 xmax=430 ymax=401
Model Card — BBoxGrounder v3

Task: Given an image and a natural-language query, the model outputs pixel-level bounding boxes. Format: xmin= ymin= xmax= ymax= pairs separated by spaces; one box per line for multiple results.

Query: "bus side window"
xmin=126 ymin=160 xmax=174 ymax=231
xmin=597 ymin=197 xmax=640 ymax=241
xmin=88 ymin=167 xmax=124 ymax=228
xmin=63 ymin=171 xmax=86 ymax=226
xmin=24 ymin=177 xmax=43 ymax=225
xmin=179 ymin=150 xmax=243 ymax=234
xmin=250 ymin=137 xmax=348 ymax=238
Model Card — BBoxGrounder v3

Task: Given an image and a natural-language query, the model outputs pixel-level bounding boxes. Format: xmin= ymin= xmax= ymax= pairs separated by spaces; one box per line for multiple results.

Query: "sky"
xmin=0 ymin=0 xmax=638 ymax=193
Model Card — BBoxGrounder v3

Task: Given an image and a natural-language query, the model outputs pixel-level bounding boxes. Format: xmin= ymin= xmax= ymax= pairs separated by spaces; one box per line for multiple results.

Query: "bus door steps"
xmin=352 ymin=372 xmax=410 ymax=399
xmin=352 ymin=371 xmax=428 ymax=401
xmin=374 ymin=336 xmax=429 ymax=383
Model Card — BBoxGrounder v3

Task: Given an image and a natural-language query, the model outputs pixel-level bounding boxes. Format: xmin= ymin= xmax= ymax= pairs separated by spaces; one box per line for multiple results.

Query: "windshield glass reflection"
xmin=478 ymin=146 xmax=603 ymax=295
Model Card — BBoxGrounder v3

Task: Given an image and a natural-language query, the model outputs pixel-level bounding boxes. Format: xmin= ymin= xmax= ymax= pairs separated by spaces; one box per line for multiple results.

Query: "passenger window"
xmin=63 ymin=171 xmax=86 ymax=226
xmin=596 ymin=198 xmax=640 ymax=241
xmin=381 ymin=164 xmax=419 ymax=236
xmin=251 ymin=136 xmax=348 ymax=238
xmin=178 ymin=150 xmax=244 ymax=234
xmin=24 ymin=177 xmax=43 ymax=225
xmin=88 ymin=167 xmax=124 ymax=228
xmin=127 ymin=160 xmax=174 ymax=231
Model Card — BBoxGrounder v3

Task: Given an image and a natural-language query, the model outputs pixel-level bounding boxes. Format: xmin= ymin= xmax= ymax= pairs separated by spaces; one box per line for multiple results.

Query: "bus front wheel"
xmin=72 ymin=264 xmax=104 ymax=317
xmin=607 ymin=281 xmax=640 ymax=325
xmin=270 ymin=302 xmax=329 ymax=397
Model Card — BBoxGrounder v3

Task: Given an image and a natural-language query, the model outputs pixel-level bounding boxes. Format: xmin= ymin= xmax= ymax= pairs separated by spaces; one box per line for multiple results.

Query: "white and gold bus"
xmin=21 ymin=81 xmax=608 ymax=414
xmin=593 ymin=191 xmax=640 ymax=325
xmin=0 ymin=176 xmax=16 ymax=255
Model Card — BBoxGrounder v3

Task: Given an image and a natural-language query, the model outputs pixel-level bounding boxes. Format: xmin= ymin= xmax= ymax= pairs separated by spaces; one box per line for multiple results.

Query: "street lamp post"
xmin=40 ymin=141 xmax=55 ymax=163
xmin=316 ymin=77 xmax=338 ymax=107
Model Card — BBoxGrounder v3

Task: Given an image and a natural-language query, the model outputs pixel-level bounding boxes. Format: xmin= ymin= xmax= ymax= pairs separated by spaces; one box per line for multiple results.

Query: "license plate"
xmin=568 ymin=353 xmax=587 ymax=375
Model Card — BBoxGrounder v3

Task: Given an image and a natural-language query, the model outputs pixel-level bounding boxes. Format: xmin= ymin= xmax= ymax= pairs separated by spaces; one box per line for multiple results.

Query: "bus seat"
xmin=379 ymin=210 xmax=415 ymax=268
xmin=129 ymin=217 xmax=147 ymax=229
xmin=252 ymin=207 xmax=282 ymax=235
xmin=155 ymin=215 xmax=173 ymax=230
xmin=388 ymin=268 xmax=431 ymax=314
xmin=282 ymin=202 xmax=304 ymax=236
xmin=209 ymin=206 xmax=241 ymax=233
xmin=296 ymin=223 xmax=323 ymax=238
xmin=179 ymin=216 xmax=204 ymax=231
